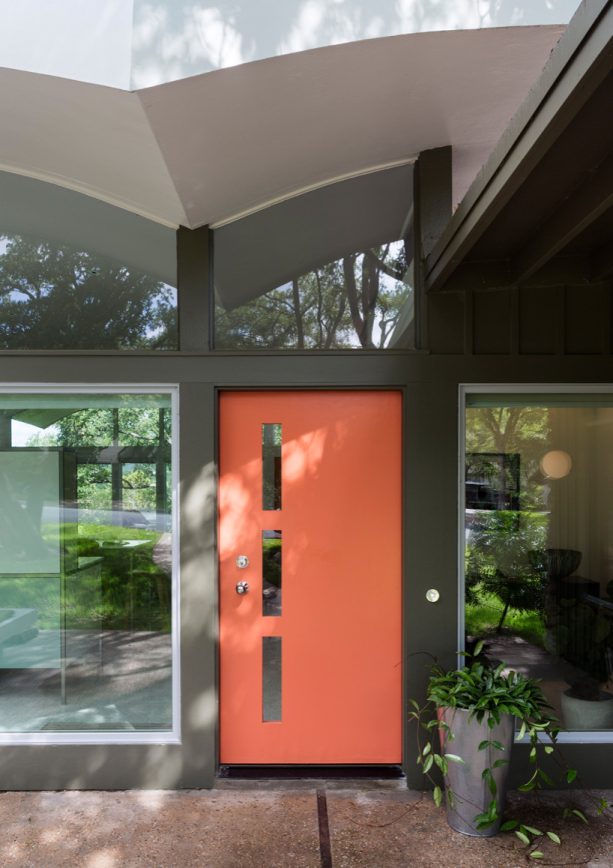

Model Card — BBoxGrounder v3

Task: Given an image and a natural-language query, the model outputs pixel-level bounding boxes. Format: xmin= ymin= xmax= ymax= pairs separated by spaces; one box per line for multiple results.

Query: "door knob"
xmin=236 ymin=555 xmax=249 ymax=569
xmin=236 ymin=581 xmax=249 ymax=595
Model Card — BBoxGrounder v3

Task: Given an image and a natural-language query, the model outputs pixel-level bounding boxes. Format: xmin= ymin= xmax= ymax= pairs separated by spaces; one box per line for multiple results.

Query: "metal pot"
xmin=437 ymin=706 xmax=514 ymax=837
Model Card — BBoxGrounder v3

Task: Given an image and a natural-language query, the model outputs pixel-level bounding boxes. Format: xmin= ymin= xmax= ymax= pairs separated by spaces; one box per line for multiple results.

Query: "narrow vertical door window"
xmin=262 ymin=424 xmax=282 ymax=510
xmin=262 ymin=531 xmax=282 ymax=616
xmin=262 ymin=636 xmax=282 ymax=722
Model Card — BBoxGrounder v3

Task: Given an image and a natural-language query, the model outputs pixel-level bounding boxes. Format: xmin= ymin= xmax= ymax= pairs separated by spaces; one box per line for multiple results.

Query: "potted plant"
xmin=409 ymin=642 xmax=608 ymax=858
xmin=561 ymin=675 xmax=613 ymax=731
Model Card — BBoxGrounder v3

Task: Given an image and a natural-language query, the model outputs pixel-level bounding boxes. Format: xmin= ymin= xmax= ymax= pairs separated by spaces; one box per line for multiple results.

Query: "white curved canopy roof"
xmin=0 ymin=26 xmax=565 ymax=228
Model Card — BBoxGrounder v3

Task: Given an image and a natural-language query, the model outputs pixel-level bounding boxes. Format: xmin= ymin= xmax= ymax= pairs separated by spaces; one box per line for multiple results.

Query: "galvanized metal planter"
xmin=438 ymin=707 xmax=514 ymax=837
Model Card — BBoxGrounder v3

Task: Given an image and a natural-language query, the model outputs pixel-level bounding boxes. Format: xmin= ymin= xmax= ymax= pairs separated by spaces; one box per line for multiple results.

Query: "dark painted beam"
xmin=512 ymin=152 xmax=613 ymax=284
xmin=177 ymin=226 xmax=211 ymax=352
xmin=439 ymin=254 xmax=598 ymax=293
xmin=391 ymin=147 xmax=451 ymax=349
xmin=417 ymin=147 xmax=452 ymax=260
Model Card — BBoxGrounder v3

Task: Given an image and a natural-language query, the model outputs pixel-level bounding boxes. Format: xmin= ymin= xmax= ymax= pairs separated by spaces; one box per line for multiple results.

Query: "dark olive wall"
xmin=1 ymin=213 xmax=613 ymax=789
xmin=429 ymin=278 xmax=613 ymax=356
xmin=1 ymin=348 xmax=613 ymax=788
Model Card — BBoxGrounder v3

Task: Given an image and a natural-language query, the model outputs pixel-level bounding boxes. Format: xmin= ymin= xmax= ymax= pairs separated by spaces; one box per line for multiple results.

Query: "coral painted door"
xmin=219 ymin=391 xmax=402 ymax=764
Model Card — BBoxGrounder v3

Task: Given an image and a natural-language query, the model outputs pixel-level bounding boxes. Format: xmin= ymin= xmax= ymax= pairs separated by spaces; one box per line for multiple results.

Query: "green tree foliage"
xmin=215 ymin=241 xmax=411 ymax=349
xmin=26 ymin=406 xmax=171 ymax=515
xmin=0 ymin=234 xmax=177 ymax=349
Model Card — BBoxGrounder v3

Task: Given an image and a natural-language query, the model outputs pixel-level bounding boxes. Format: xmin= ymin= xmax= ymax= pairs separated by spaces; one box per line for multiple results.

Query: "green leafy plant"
xmin=410 ymin=642 xmax=609 ymax=858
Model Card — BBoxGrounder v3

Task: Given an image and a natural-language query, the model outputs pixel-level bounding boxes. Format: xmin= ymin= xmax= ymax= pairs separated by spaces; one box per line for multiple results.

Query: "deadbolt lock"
xmin=236 ymin=555 xmax=249 ymax=569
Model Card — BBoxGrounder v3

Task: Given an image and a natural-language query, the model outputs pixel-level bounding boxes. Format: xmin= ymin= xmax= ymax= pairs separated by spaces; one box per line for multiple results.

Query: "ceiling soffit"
xmin=0 ymin=26 xmax=564 ymax=229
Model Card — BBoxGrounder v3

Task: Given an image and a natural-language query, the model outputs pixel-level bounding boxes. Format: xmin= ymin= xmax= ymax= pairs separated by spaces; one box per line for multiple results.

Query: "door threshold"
xmin=218 ymin=765 xmax=404 ymax=780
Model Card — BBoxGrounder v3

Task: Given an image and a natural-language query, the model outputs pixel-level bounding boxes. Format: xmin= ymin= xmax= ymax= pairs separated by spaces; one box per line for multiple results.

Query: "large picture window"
xmin=0 ymin=391 xmax=175 ymax=735
xmin=464 ymin=392 xmax=613 ymax=734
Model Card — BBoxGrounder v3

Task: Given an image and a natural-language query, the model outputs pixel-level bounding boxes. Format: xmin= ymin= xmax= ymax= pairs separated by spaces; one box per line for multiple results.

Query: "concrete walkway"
xmin=0 ymin=784 xmax=611 ymax=867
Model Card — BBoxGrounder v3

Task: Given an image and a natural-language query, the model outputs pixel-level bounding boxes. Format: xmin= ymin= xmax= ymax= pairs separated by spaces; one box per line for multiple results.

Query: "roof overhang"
xmin=0 ymin=26 xmax=565 ymax=230
xmin=425 ymin=0 xmax=613 ymax=292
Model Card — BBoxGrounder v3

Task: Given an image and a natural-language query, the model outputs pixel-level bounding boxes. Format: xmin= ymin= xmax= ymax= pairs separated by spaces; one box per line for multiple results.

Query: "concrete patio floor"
xmin=0 ymin=783 xmax=612 ymax=867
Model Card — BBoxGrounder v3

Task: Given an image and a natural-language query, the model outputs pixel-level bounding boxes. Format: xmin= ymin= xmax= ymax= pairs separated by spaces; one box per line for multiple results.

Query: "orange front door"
xmin=219 ymin=391 xmax=402 ymax=764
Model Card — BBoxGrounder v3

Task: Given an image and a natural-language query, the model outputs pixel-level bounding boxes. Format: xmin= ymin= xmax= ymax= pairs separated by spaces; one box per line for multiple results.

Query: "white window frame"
xmin=460 ymin=383 xmax=613 ymax=744
xmin=0 ymin=383 xmax=181 ymax=746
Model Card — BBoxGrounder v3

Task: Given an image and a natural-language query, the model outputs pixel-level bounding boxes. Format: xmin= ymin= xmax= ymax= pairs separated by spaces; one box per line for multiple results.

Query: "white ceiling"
xmin=0 ymin=26 xmax=565 ymax=229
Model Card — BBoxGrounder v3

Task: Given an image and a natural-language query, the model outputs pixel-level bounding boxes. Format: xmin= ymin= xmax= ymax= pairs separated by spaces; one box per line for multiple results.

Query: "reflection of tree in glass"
xmin=27 ymin=407 xmax=171 ymax=516
xmin=0 ymin=235 xmax=177 ymax=349
xmin=123 ymin=465 xmax=157 ymax=511
xmin=77 ymin=465 xmax=112 ymax=510
xmin=466 ymin=406 xmax=551 ymax=638
xmin=466 ymin=511 xmax=548 ymax=632
xmin=216 ymin=241 xmax=410 ymax=349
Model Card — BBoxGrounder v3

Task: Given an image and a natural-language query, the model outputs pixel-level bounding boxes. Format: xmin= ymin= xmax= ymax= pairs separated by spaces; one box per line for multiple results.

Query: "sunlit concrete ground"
xmin=0 ymin=785 xmax=611 ymax=867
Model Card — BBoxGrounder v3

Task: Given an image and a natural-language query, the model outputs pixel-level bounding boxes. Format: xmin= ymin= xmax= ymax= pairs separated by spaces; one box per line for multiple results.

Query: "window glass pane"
xmin=465 ymin=398 xmax=613 ymax=732
xmin=262 ymin=423 xmax=282 ymax=510
xmin=262 ymin=636 xmax=282 ymax=722
xmin=214 ymin=166 xmax=414 ymax=350
xmin=0 ymin=392 xmax=173 ymax=732
xmin=0 ymin=172 xmax=177 ymax=350
xmin=263 ymin=531 xmax=282 ymax=617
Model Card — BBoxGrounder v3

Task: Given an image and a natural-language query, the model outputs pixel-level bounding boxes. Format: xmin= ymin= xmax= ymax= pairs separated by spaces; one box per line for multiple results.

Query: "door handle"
xmin=236 ymin=581 xmax=249 ymax=595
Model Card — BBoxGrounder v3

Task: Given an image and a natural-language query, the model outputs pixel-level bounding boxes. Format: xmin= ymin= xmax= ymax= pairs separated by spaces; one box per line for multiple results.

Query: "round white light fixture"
xmin=539 ymin=450 xmax=572 ymax=480
xmin=426 ymin=588 xmax=440 ymax=603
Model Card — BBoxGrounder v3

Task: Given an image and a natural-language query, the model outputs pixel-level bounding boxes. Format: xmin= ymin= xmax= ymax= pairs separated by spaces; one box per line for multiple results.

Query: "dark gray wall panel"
xmin=473 ymin=289 xmax=511 ymax=354
xmin=519 ymin=285 xmax=562 ymax=354
xmin=565 ymin=283 xmax=609 ymax=354
xmin=428 ymin=292 xmax=465 ymax=354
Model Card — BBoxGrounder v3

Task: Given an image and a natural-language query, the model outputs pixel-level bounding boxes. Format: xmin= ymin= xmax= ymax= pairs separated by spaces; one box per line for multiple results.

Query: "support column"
xmin=177 ymin=226 xmax=212 ymax=352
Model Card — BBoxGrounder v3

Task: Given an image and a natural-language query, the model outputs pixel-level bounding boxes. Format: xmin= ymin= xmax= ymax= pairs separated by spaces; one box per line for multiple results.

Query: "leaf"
xmin=546 ymin=832 xmax=561 ymax=845
xmin=409 ymin=699 xmax=421 ymax=711
xmin=478 ymin=740 xmax=490 ymax=751
xmin=433 ymin=785 xmax=442 ymax=808
xmin=518 ymin=721 xmax=527 ymax=740
xmin=538 ymin=769 xmax=554 ymax=787
xmin=571 ymin=809 xmax=588 ymax=824
xmin=444 ymin=754 xmax=465 ymax=764
xmin=529 ymin=852 xmax=544 ymax=860
xmin=500 ymin=820 xmax=518 ymax=831
xmin=515 ymin=831 xmax=530 ymax=845
xmin=492 ymin=758 xmax=509 ymax=769
xmin=544 ymin=746 xmax=554 ymax=755
xmin=433 ymin=754 xmax=447 ymax=775
xmin=566 ymin=769 xmax=577 ymax=784
xmin=491 ymin=740 xmax=505 ymax=752
xmin=473 ymin=640 xmax=484 ymax=657
xmin=423 ymin=754 xmax=433 ymax=774
xmin=423 ymin=742 xmax=431 ymax=756
xmin=522 ymin=826 xmax=542 ymax=836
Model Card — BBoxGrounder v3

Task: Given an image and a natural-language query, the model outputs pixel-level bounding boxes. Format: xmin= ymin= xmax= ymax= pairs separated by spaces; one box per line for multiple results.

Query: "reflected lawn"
xmin=466 ymin=587 xmax=546 ymax=647
xmin=9 ymin=523 xmax=172 ymax=633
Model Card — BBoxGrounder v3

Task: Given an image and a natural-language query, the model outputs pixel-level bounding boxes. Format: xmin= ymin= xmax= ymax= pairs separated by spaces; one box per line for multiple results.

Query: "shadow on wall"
xmin=130 ymin=0 xmax=576 ymax=86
